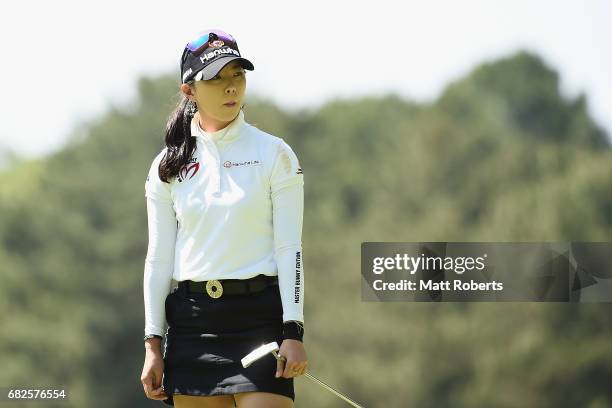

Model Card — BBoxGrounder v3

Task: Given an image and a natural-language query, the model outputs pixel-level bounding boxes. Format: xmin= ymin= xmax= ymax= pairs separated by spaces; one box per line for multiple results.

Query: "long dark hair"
xmin=158 ymin=93 xmax=198 ymax=182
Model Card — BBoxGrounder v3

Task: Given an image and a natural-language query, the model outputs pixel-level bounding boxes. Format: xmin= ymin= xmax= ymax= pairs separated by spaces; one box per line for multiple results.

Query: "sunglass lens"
xmin=186 ymin=29 xmax=235 ymax=53
xmin=186 ymin=35 xmax=208 ymax=52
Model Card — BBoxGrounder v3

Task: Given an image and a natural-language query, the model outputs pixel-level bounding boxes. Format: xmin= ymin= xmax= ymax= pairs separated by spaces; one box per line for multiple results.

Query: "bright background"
xmin=2 ymin=2 xmax=612 ymax=407
xmin=1 ymin=0 xmax=611 ymax=159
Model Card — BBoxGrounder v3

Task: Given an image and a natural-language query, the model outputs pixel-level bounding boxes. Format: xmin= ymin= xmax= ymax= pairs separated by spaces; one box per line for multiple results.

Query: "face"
xmin=181 ymin=60 xmax=247 ymax=131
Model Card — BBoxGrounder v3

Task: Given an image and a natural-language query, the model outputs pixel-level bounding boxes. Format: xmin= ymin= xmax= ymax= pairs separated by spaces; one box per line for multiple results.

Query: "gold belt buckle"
xmin=205 ymin=280 xmax=223 ymax=298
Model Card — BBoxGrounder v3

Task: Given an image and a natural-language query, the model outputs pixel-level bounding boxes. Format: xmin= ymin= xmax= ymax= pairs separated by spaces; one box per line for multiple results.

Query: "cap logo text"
xmin=200 ymin=47 xmax=240 ymax=63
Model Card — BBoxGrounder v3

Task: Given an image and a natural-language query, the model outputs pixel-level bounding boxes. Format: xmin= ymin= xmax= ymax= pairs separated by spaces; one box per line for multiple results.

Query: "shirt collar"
xmin=191 ymin=109 xmax=245 ymax=145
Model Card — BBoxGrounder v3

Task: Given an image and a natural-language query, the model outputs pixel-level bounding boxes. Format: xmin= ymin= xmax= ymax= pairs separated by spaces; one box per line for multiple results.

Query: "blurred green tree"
xmin=0 ymin=49 xmax=611 ymax=407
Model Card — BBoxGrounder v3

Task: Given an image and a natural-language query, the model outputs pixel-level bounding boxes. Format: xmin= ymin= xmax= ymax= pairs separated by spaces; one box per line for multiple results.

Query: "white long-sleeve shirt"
xmin=143 ymin=109 xmax=304 ymax=336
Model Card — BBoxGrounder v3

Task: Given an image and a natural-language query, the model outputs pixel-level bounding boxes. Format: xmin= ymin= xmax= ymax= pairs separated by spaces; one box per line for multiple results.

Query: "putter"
xmin=241 ymin=342 xmax=366 ymax=408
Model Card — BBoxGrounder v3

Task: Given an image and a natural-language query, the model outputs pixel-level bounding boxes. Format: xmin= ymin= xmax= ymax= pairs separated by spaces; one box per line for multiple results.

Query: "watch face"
xmin=144 ymin=335 xmax=161 ymax=340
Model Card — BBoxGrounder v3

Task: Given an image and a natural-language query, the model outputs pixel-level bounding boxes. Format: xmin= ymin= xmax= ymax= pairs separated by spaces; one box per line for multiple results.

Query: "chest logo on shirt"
xmin=178 ymin=157 xmax=201 ymax=182
xmin=223 ymin=159 xmax=261 ymax=168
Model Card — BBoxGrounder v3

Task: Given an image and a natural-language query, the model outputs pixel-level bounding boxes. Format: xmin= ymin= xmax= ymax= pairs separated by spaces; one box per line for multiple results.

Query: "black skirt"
xmin=161 ymin=276 xmax=294 ymax=406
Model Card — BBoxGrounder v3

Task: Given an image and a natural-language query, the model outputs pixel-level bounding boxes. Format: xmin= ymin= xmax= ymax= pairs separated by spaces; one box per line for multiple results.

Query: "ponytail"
xmin=158 ymin=94 xmax=198 ymax=182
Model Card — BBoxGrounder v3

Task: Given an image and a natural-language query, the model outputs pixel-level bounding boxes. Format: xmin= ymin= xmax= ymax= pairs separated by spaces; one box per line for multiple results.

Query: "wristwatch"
xmin=282 ymin=321 xmax=304 ymax=342
xmin=144 ymin=334 xmax=163 ymax=341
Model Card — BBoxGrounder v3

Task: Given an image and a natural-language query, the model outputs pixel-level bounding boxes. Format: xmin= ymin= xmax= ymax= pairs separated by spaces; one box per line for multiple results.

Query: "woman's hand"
xmin=141 ymin=351 xmax=168 ymax=400
xmin=275 ymin=339 xmax=308 ymax=378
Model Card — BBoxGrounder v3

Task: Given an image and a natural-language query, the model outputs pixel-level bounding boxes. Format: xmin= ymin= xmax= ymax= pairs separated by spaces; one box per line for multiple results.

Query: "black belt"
xmin=178 ymin=274 xmax=278 ymax=298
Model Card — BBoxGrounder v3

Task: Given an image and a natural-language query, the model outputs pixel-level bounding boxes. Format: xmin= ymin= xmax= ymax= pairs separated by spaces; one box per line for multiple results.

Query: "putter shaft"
xmin=271 ymin=350 xmax=365 ymax=408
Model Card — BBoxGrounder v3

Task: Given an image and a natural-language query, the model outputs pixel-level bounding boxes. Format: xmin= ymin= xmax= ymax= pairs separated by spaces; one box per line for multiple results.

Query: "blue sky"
xmin=1 ymin=0 xmax=610 ymax=159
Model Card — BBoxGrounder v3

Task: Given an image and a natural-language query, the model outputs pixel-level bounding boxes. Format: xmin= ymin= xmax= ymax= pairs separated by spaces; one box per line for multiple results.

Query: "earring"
xmin=187 ymin=100 xmax=197 ymax=115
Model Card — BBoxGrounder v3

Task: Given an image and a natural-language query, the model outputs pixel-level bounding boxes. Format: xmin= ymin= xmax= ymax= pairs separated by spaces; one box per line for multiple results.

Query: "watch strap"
xmin=282 ymin=321 xmax=304 ymax=342
xmin=144 ymin=334 xmax=163 ymax=341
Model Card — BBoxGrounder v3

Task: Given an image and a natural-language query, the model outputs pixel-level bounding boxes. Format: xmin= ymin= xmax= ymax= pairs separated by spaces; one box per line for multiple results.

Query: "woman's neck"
xmin=195 ymin=111 xmax=232 ymax=133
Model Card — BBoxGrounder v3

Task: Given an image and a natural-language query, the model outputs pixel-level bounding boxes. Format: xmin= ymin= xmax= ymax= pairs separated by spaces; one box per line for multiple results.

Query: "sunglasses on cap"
xmin=181 ymin=28 xmax=253 ymax=84
xmin=181 ymin=29 xmax=236 ymax=62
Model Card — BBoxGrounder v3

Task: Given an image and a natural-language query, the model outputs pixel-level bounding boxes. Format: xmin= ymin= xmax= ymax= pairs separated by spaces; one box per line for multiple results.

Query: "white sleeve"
xmin=270 ymin=139 xmax=305 ymax=324
xmin=145 ymin=150 xmax=172 ymax=204
xmin=143 ymin=153 xmax=177 ymax=336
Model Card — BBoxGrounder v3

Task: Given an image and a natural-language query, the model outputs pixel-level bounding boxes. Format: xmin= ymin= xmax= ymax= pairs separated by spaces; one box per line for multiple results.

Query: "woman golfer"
xmin=140 ymin=29 xmax=307 ymax=407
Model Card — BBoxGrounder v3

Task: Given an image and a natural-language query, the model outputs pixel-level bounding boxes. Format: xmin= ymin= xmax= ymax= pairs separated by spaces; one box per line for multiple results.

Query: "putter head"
xmin=241 ymin=341 xmax=280 ymax=368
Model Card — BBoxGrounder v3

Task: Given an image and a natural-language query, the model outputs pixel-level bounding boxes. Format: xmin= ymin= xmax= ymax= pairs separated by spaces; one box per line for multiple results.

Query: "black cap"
xmin=180 ymin=29 xmax=254 ymax=84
